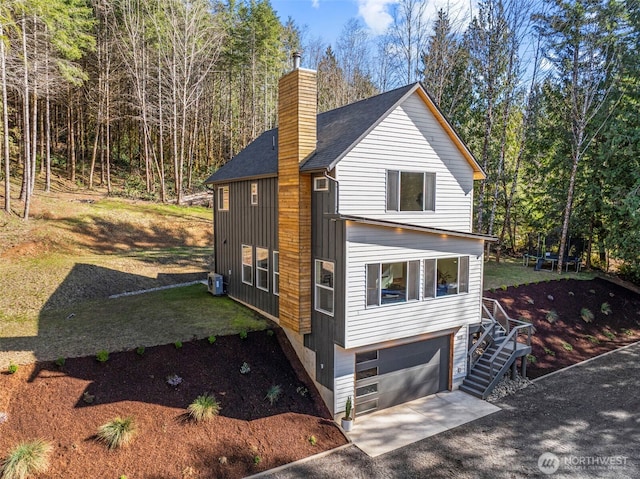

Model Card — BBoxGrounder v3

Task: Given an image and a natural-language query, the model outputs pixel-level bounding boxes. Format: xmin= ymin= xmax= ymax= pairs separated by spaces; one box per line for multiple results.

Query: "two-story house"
xmin=205 ymin=54 xmax=496 ymax=420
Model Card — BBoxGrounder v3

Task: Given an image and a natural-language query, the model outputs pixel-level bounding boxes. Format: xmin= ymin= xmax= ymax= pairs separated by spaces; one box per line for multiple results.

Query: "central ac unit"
xmin=207 ymin=272 xmax=224 ymax=296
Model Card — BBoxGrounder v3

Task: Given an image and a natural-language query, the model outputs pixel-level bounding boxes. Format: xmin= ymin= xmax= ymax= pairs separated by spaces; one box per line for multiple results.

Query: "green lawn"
xmin=483 ymin=257 xmax=596 ymax=291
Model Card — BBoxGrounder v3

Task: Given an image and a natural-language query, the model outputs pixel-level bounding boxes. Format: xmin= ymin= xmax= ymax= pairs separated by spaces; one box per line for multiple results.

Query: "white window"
xmin=273 ymin=251 xmax=279 ymax=296
xmin=314 ymin=177 xmax=329 ymax=191
xmin=366 ymin=260 xmax=420 ymax=307
xmin=386 ymin=170 xmax=435 ymax=211
xmin=251 ymin=182 xmax=258 ymax=205
xmin=241 ymin=245 xmax=253 ymax=285
xmin=218 ymin=185 xmax=229 ymax=211
xmin=424 ymin=256 xmax=469 ymax=298
xmin=256 ymin=247 xmax=269 ymax=291
xmin=315 ymin=259 xmax=334 ymax=315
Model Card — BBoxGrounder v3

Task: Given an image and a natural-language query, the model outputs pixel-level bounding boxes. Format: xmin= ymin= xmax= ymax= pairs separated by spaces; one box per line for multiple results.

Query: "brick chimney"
xmin=277 ymin=52 xmax=317 ymax=334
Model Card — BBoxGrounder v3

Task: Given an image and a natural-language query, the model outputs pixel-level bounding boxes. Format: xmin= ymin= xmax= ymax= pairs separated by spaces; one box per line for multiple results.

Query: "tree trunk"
xmin=0 ymin=21 xmax=11 ymax=213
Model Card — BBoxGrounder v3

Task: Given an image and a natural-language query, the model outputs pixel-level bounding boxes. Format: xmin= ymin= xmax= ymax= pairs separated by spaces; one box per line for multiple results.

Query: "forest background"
xmin=1 ymin=0 xmax=639 ymax=281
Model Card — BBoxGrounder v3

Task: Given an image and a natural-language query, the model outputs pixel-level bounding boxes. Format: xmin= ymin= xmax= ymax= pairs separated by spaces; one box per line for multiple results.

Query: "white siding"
xmin=344 ymin=222 xmax=484 ymax=349
xmin=336 ymin=93 xmax=474 ymax=232
xmin=452 ymin=325 xmax=468 ymax=386
xmin=334 ymin=345 xmax=355 ymax=418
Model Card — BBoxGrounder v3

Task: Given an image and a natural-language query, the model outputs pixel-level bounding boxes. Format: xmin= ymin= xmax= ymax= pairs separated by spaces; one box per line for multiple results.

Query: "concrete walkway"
xmin=259 ymin=341 xmax=640 ymax=479
xmin=348 ymin=390 xmax=500 ymax=457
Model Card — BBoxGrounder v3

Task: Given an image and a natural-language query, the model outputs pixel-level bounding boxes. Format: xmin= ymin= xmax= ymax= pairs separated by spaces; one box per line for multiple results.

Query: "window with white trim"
xmin=424 ymin=256 xmax=469 ymax=298
xmin=315 ymin=259 xmax=334 ymax=315
xmin=241 ymin=245 xmax=253 ymax=285
xmin=251 ymin=182 xmax=258 ymax=205
xmin=366 ymin=260 xmax=420 ymax=306
xmin=256 ymin=247 xmax=268 ymax=291
xmin=218 ymin=185 xmax=229 ymax=211
xmin=386 ymin=170 xmax=435 ymax=211
xmin=314 ymin=177 xmax=329 ymax=191
xmin=273 ymin=251 xmax=279 ymax=295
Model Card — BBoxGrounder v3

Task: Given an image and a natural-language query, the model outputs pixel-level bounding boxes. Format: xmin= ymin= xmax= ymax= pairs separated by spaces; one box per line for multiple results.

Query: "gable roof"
xmin=204 ymin=82 xmax=484 ymax=184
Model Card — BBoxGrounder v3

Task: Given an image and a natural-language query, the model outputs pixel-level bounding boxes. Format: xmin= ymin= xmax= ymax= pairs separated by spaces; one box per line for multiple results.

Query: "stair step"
xmin=469 ymin=368 xmax=492 ymax=381
xmin=459 ymin=383 xmax=484 ymax=399
xmin=462 ymin=377 xmax=490 ymax=390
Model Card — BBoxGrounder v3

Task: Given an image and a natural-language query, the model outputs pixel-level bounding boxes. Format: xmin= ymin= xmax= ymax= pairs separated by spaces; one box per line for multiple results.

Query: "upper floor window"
xmin=424 ymin=256 xmax=469 ymax=298
xmin=241 ymin=244 xmax=253 ymax=285
xmin=256 ymin=247 xmax=269 ymax=291
xmin=386 ymin=170 xmax=435 ymax=212
xmin=366 ymin=261 xmax=419 ymax=307
xmin=314 ymin=176 xmax=329 ymax=191
xmin=218 ymin=185 xmax=229 ymax=211
xmin=273 ymin=251 xmax=280 ymax=296
xmin=251 ymin=182 xmax=258 ymax=205
xmin=315 ymin=259 xmax=334 ymax=316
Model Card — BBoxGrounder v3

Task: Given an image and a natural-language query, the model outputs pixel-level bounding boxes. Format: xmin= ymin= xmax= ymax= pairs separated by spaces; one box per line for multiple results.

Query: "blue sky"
xmin=270 ymin=0 xmax=477 ymax=47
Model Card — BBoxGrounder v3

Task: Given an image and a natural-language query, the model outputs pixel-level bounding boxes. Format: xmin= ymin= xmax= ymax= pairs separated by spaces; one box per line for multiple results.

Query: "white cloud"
xmin=311 ymin=0 xmax=320 ymax=8
xmin=357 ymin=0 xmax=397 ymax=35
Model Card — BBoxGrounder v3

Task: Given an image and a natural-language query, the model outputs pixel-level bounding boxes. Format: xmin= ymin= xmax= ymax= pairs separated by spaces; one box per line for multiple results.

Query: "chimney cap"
xmin=293 ymin=51 xmax=301 ymax=69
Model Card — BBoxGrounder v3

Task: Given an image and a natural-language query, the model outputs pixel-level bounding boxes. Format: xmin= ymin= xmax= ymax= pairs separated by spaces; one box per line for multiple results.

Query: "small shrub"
xmin=308 ymin=435 xmax=317 ymax=446
xmin=621 ymin=328 xmax=633 ymax=337
xmin=500 ymin=284 xmax=507 ymax=291
xmin=296 ymin=386 xmax=308 ymax=397
xmin=489 ymin=288 xmax=496 ymax=293
xmin=136 ymin=346 xmax=145 ymax=356
xmin=55 ymin=357 xmax=65 ymax=368
xmin=265 ymin=385 xmax=282 ymax=405
xmin=119 ymin=476 xmax=128 ymax=479
xmin=545 ymin=310 xmax=559 ymax=324
xmin=526 ymin=354 xmax=537 ymax=364
xmin=96 ymin=416 xmax=137 ymax=449
xmin=266 ymin=329 xmax=274 ymax=337
xmin=166 ymin=374 xmax=183 ymax=387
xmin=526 ymin=297 xmax=535 ymax=305
xmin=585 ymin=335 xmax=600 ymax=344
xmin=253 ymin=455 xmax=261 ymax=465
xmin=562 ymin=342 xmax=573 ymax=352
xmin=96 ymin=350 xmax=109 ymax=363
xmin=603 ymin=330 xmax=616 ymax=340
xmin=174 ymin=341 xmax=183 ymax=349
xmin=240 ymin=362 xmax=251 ymax=374
xmin=600 ymin=302 xmax=612 ymax=316
xmin=239 ymin=331 xmax=248 ymax=340
xmin=187 ymin=394 xmax=221 ymax=423
xmin=7 ymin=362 xmax=18 ymax=374
xmin=580 ymin=308 xmax=594 ymax=323
xmin=207 ymin=335 xmax=217 ymax=344
xmin=0 ymin=439 xmax=52 ymax=479
xmin=543 ymin=347 xmax=555 ymax=357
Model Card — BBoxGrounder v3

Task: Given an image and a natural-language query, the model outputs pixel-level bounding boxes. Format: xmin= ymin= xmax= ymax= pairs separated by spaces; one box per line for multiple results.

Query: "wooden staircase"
xmin=460 ymin=298 xmax=533 ymax=399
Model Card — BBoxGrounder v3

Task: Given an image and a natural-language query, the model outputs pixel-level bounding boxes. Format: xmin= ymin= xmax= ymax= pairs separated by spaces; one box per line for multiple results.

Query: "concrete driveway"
xmin=259 ymin=342 xmax=640 ymax=478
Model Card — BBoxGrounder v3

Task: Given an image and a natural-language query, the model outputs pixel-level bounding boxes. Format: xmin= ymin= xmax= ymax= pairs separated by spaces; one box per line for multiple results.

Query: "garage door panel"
xmin=355 ymin=334 xmax=451 ymax=416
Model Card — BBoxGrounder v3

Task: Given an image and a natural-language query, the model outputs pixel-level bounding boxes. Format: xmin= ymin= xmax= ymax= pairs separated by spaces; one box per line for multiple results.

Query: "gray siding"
xmin=304 ymin=174 xmax=346 ymax=390
xmin=213 ymin=177 xmax=279 ymax=318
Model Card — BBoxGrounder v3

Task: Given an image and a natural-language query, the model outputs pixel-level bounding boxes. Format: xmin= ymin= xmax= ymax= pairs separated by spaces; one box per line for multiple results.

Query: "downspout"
xmin=323 ymin=172 xmax=339 ymax=215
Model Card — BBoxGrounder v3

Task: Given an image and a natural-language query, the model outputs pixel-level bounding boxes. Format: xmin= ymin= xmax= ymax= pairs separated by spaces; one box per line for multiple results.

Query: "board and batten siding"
xmin=214 ymin=177 xmax=279 ymax=318
xmin=343 ymin=221 xmax=484 ymax=349
xmin=335 ymin=92 xmax=474 ymax=232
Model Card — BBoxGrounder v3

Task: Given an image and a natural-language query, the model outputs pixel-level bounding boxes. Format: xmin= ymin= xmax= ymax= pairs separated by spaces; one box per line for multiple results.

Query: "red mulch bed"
xmin=0 ymin=330 xmax=346 ymax=478
xmin=485 ymin=277 xmax=640 ymax=378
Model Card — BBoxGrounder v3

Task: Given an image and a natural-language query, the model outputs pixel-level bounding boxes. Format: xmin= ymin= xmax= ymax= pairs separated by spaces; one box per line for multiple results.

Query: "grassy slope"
xmin=0 ymin=186 xmax=266 ymax=368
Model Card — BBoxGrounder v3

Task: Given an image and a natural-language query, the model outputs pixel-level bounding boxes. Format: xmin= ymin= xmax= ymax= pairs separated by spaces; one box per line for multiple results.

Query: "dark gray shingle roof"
xmin=204 ymin=83 xmax=418 ymax=184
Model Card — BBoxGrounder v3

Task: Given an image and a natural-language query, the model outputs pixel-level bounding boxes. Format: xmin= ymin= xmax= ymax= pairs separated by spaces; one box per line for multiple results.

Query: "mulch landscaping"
xmin=0 ymin=329 xmax=346 ymax=479
xmin=485 ymin=277 xmax=640 ymax=378
xmin=2 ymin=277 xmax=640 ymax=478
